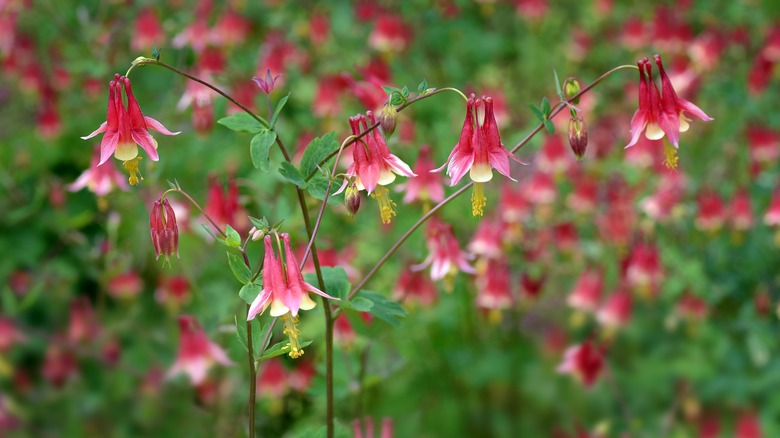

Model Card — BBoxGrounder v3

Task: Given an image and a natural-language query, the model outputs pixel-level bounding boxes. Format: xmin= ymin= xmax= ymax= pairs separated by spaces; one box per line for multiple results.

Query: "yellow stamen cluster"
xmin=123 ymin=157 xmax=144 ymax=185
xmin=282 ymin=313 xmax=304 ymax=359
xmin=663 ymin=141 xmax=678 ymax=170
xmin=471 ymin=182 xmax=487 ymax=217
xmin=371 ymin=185 xmax=397 ymax=224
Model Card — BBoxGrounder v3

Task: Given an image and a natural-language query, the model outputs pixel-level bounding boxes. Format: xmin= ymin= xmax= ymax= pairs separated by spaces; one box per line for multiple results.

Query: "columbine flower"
xmin=596 ymin=288 xmax=633 ymax=330
xmin=434 ymin=95 xmax=524 ymax=216
xmin=625 ymin=56 xmax=712 ymax=168
xmin=82 ymin=75 xmax=179 ymax=185
xmin=557 ymin=340 xmax=605 ymax=387
xmin=412 ymin=216 xmax=475 ymax=287
xmin=475 ymin=258 xmax=513 ymax=319
xmin=567 ymin=269 xmax=603 ymax=314
xmin=150 ymin=198 xmax=179 ymax=265
xmin=68 ymin=145 xmax=128 ymax=198
xmin=336 ymin=112 xmax=416 ymax=224
xmin=247 ymin=234 xmax=338 ymax=358
xmin=167 ymin=315 xmax=232 ymax=385
xmin=253 ymin=68 xmax=281 ymax=94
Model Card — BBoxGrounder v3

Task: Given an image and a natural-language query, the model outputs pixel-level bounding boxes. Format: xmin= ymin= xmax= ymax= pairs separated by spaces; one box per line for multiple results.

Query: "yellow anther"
xmin=471 ymin=182 xmax=487 ymax=217
xmin=123 ymin=157 xmax=144 ymax=186
xmin=370 ymin=185 xmax=397 ymax=224
xmin=663 ymin=141 xmax=678 ymax=170
xmin=282 ymin=313 xmax=304 ymax=359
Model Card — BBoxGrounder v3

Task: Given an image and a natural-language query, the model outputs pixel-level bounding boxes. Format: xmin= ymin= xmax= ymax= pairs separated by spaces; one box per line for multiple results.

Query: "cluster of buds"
xmin=150 ymin=198 xmax=179 ymax=265
xmin=82 ymin=74 xmax=179 ymax=185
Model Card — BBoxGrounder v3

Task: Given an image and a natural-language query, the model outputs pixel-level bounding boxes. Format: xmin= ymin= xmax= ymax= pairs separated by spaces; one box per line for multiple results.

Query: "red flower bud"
xmin=345 ymin=180 xmax=361 ymax=216
xmin=568 ymin=115 xmax=588 ymax=160
xmin=379 ymin=104 xmax=397 ymax=137
xmin=150 ymin=198 xmax=179 ymax=264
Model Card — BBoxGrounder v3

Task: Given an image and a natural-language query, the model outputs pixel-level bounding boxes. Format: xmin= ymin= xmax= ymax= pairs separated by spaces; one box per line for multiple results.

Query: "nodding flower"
xmin=625 ymin=55 xmax=712 ymax=168
xmin=433 ymin=94 xmax=525 ymax=216
xmin=167 ymin=315 xmax=232 ymax=385
xmin=82 ymin=74 xmax=179 ymax=184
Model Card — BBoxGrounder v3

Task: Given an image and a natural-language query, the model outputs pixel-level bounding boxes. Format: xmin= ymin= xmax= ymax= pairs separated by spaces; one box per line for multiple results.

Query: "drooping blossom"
xmin=333 ymin=314 xmax=358 ymax=347
xmin=536 ymin=134 xmax=572 ymax=175
xmin=353 ymin=417 xmax=394 ymax=438
xmin=640 ymin=171 xmax=686 ymax=220
xmin=256 ymin=358 xmax=289 ymax=399
xmin=522 ymin=171 xmax=557 ymax=205
xmin=747 ymin=126 xmax=780 ymax=171
xmin=368 ymin=14 xmax=411 ymax=53
xmin=434 ymin=95 xmax=524 ymax=216
xmin=567 ymin=176 xmax=598 ymax=214
xmin=625 ymin=56 xmax=712 ymax=168
xmin=155 ymin=275 xmax=191 ymax=310
xmin=69 ymin=145 xmax=128 ymax=197
xmin=557 ymin=340 xmax=605 ymax=387
xmin=468 ymin=216 xmax=504 ymax=259
xmin=0 ymin=317 xmax=25 ymax=353
xmin=567 ymin=269 xmax=603 ymax=313
xmin=763 ymin=188 xmax=780 ymax=226
xmin=81 ymin=75 xmax=179 ymax=184
xmin=67 ymin=297 xmax=100 ymax=345
xmin=41 ymin=339 xmax=78 ymax=388
xmin=203 ymin=175 xmax=250 ymax=234
xmin=247 ymin=234 xmax=338 ymax=358
xmin=412 ymin=216 xmax=475 ymax=283
xmin=150 ymin=198 xmax=179 ymax=264
xmin=132 ymin=8 xmax=164 ymax=52
xmin=396 ymin=145 xmax=444 ymax=204
xmin=107 ymin=271 xmax=143 ymax=300
xmin=211 ymin=9 xmax=251 ymax=47
xmin=735 ymin=411 xmax=762 ymax=438
xmin=625 ymin=242 xmax=664 ymax=294
xmin=500 ymin=183 xmax=531 ymax=224
xmin=167 ymin=315 xmax=232 ymax=385
xmin=676 ymin=292 xmax=708 ymax=321
xmin=336 ymin=112 xmax=415 ymax=224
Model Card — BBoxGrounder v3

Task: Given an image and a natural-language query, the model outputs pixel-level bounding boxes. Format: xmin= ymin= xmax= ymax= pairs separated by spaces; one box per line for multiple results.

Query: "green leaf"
xmin=278 ymin=162 xmax=308 ymax=189
xmin=201 ymin=224 xmax=227 ymax=246
xmin=225 ymin=225 xmax=241 ymax=248
xmin=304 ymin=266 xmax=350 ymax=300
xmin=554 ymin=68 xmax=562 ymax=98
xmin=417 ymin=79 xmax=428 ymax=94
xmin=227 ymin=252 xmax=251 ymax=284
xmin=306 ymin=174 xmax=342 ymax=206
xmin=270 ymin=92 xmax=290 ymax=128
xmin=250 ymin=129 xmax=277 ymax=172
xmin=234 ymin=316 xmax=265 ymax=354
xmin=390 ymin=92 xmax=404 ymax=106
xmin=401 ymin=85 xmax=409 ymax=98
xmin=357 ymin=290 xmax=407 ymax=326
xmin=239 ymin=283 xmax=261 ymax=305
xmin=258 ymin=339 xmax=313 ymax=361
xmin=543 ymin=119 xmax=555 ymax=135
xmin=381 ymin=85 xmax=402 ymax=95
xmin=249 ymin=216 xmax=269 ymax=231
xmin=235 ymin=316 xmax=248 ymax=351
xmin=300 ymin=132 xmax=339 ymax=178
xmin=350 ymin=296 xmax=374 ymax=312
xmin=541 ymin=97 xmax=551 ymax=116
xmin=528 ymin=104 xmax=543 ymax=121
xmin=217 ymin=113 xmax=268 ymax=133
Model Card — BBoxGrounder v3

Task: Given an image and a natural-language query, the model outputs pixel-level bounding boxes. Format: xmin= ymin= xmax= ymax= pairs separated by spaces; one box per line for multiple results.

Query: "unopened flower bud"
xmin=150 ymin=198 xmax=179 ymax=265
xmin=345 ymin=180 xmax=361 ymax=216
xmin=251 ymin=228 xmax=265 ymax=241
xmin=568 ymin=115 xmax=588 ymax=160
xmin=564 ymin=78 xmax=582 ymax=104
xmin=379 ymin=104 xmax=397 ymax=137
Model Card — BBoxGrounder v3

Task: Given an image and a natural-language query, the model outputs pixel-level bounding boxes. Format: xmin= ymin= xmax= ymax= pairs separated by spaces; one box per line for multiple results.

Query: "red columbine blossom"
xmin=625 ymin=242 xmax=663 ymax=295
xmin=396 ymin=145 xmax=444 ymax=204
xmin=337 ymin=112 xmax=415 ymax=224
xmin=150 ymin=198 xmax=179 ymax=265
xmin=168 ymin=315 xmax=232 ymax=385
xmin=625 ymin=56 xmax=712 ymax=168
xmin=256 ymin=358 xmax=289 ymax=399
xmin=764 ymin=189 xmax=780 ymax=227
xmin=735 ymin=411 xmax=762 ymax=438
xmin=567 ymin=269 xmax=603 ymax=314
xmin=434 ymin=95 xmax=524 ymax=216
xmin=68 ymin=145 xmax=128 ymax=197
xmin=82 ymin=75 xmax=179 ymax=184
xmin=368 ymin=14 xmax=412 ymax=53
xmin=696 ymin=190 xmax=726 ymax=232
xmin=412 ymin=216 xmax=476 ymax=284
xmin=67 ymin=297 xmax=100 ymax=345
xmin=247 ymin=234 xmax=338 ymax=358
xmin=353 ymin=417 xmax=394 ymax=438
xmin=469 ymin=216 xmax=504 ymax=259
xmin=475 ymin=258 xmax=513 ymax=313
xmin=0 ymin=317 xmax=25 ymax=353
xmin=394 ymin=266 xmax=438 ymax=307
xmin=557 ymin=340 xmax=605 ymax=387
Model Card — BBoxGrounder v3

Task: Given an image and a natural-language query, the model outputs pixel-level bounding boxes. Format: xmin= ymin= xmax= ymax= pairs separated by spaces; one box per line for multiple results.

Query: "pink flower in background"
xmin=368 ymin=14 xmax=411 ymax=52
xmin=696 ymin=191 xmax=726 ymax=232
xmin=396 ymin=145 xmax=444 ymax=204
xmin=256 ymin=358 xmax=289 ymax=399
xmin=0 ymin=317 xmax=25 ymax=353
xmin=500 ymin=183 xmax=531 ymax=223
xmin=747 ymin=126 xmax=780 ymax=170
xmin=288 ymin=360 xmax=316 ymax=392
xmin=625 ymin=242 xmax=663 ymax=293
xmin=107 ymin=271 xmax=143 ymax=300
xmin=597 ymin=288 xmax=633 ymax=329
xmin=333 ymin=314 xmax=357 ymax=347
xmin=764 ymin=189 xmax=780 ymax=226
xmin=676 ymin=293 xmax=708 ymax=321
xmin=68 ymin=146 xmax=128 ymax=196
xmin=536 ymin=134 xmax=572 ymax=175
xmin=211 ymin=9 xmax=251 ymax=47
xmin=132 ymin=8 xmax=164 ymax=52
xmin=168 ymin=315 xmax=232 ymax=385
xmin=729 ymin=189 xmax=754 ymax=231
xmin=353 ymin=417 xmax=394 ymax=438
xmin=567 ymin=269 xmax=603 ymax=313
xmin=475 ymin=258 xmax=513 ymax=310
xmin=557 ymin=340 xmax=605 ymax=387
xmin=394 ymin=267 xmax=438 ymax=307
xmin=567 ymin=176 xmax=598 ymax=214
xmin=468 ymin=217 xmax=504 ymax=259
xmin=735 ymin=411 xmax=762 ymax=438
xmin=413 ymin=216 xmax=475 ymax=281
xmin=67 ymin=297 xmax=100 ymax=345
xmin=155 ymin=275 xmax=191 ymax=309
xmin=203 ymin=175 xmax=250 ymax=234
xmin=522 ymin=171 xmax=557 ymax=205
